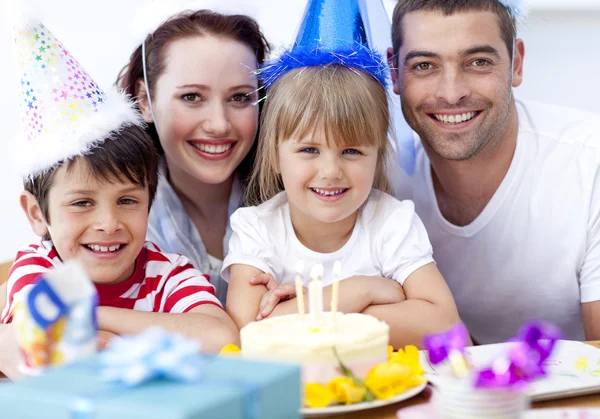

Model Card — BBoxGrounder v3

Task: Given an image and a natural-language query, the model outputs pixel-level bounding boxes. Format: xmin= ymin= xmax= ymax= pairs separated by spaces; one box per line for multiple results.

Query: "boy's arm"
xmin=97 ymin=304 xmax=239 ymax=354
xmin=0 ymin=283 xmax=6 ymax=313
xmin=0 ymin=284 xmax=18 ymax=378
xmin=95 ymin=252 xmax=240 ymax=353
xmin=361 ymin=263 xmax=462 ymax=349
xmin=0 ymin=323 xmax=21 ymax=379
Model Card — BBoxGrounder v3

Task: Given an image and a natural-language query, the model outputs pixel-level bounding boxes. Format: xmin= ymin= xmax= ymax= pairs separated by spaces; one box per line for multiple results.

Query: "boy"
xmin=1 ymin=20 xmax=238 ymax=354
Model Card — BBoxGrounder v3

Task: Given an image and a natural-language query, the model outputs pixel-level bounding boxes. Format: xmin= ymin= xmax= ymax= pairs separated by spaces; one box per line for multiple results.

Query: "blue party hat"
xmin=498 ymin=0 xmax=524 ymax=18
xmin=294 ymin=0 xmax=367 ymax=51
xmin=259 ymin=0 xmax=389 ymax=89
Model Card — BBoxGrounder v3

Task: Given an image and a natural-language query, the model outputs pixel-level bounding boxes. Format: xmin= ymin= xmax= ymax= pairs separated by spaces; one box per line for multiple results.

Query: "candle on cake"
xmin=295 ymin=260 xmax=305 ymax=321
xmin=314 ymin=264 xmax=324 ymax=322
xmin=331 ymin=261 xmax=341 ymax=321
xmin=308 ymin=263 xmax=324 ymax=328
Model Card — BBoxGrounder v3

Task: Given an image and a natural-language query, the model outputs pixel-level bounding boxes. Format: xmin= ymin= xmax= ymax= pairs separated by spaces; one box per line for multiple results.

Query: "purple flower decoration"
xmin=423 ymin=322 xmax=469 ymax=365
xmin=475 ymin=321 xmax=562 ymax=389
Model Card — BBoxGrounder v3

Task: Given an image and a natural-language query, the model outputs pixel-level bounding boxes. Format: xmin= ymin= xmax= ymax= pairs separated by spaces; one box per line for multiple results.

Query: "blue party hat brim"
xmin=259 ymin=45 xmax=389 ymax=90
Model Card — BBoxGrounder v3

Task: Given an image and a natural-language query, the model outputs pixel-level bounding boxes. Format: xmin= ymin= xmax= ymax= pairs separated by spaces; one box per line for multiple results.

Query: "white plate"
xmin=300 ymin=382 xmax=427 ymax=417
xmin=524 ymin=408 xmax=600 ymax=418
xmin=420 ymin=341 xmax=600 ymax=402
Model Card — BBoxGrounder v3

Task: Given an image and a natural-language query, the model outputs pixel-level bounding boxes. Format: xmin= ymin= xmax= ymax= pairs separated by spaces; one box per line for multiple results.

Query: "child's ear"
xmin=135 ymin=79 xmax=154 ymax=124
xmin=19 ymin=191 xmax=49 ymax=237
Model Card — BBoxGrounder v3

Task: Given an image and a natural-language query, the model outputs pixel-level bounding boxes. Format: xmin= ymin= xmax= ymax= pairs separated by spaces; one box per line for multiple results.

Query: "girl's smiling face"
xmin=278 ymin=127 xmax=378 ymax=230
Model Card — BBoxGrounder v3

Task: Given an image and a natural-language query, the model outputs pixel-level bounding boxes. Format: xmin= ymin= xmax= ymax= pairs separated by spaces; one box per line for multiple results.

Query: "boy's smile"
xmin=41 ymin=159 xmax=149 ymax=285
xmin=82 ymin=242 xmax=128 ymax=260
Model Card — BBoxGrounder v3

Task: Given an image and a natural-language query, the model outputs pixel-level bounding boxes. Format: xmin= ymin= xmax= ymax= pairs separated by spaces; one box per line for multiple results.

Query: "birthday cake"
xmin=240 ymin=311 xmax=389 ymax=384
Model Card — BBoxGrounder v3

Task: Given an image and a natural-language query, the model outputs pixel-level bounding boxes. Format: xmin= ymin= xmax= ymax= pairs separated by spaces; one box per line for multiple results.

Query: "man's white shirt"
xmin=394 ymin=99 xmax=600 ymax=343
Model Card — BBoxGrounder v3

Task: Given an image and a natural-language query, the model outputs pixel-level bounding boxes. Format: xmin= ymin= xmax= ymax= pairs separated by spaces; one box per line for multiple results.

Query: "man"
xmin=389 ymin=0 xmax=600 ymax=344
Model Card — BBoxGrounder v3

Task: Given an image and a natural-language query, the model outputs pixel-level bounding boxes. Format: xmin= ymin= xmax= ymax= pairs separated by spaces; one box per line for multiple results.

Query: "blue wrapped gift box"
xmin=0 ymin=355 xmax=301 ymax=419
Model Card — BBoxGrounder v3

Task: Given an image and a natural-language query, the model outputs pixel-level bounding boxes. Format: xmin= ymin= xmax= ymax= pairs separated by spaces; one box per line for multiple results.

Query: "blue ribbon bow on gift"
xmin=101 ymin=327 xmax=205 ymax=386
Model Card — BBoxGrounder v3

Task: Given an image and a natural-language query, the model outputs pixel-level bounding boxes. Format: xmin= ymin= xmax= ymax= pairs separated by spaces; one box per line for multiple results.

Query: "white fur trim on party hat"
xmin=130 ymin=0 xmax=262 ymax=49
xmin=16 ymin=87 xmax=143 ymax=178
xmin=12 ymin=21 xmax=144 ymax=178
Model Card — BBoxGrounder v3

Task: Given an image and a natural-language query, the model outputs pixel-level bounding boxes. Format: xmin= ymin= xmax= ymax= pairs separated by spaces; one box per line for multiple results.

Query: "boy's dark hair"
xmin=24 ymin=124 xmax=159 ymax=240
xmin=391 ymin=0 xmax=516 ymax=66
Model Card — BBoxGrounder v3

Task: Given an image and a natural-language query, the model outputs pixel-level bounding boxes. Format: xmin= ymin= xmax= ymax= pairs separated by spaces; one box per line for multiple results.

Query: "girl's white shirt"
xmin=221 ymin=190 xmax=434 ymax=287
xmin=147 ymin=172 xmax=243 ymax=306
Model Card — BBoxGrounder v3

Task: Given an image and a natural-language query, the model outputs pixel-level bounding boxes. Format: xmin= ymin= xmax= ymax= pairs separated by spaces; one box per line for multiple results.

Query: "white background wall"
xmin=0 ymin=0 xmax=599 ymax=261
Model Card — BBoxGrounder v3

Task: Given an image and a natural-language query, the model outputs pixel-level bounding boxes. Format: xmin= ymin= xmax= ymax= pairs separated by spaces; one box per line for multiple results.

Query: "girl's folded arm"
xmin=267 ymin=275 xmax=400 ymax=318
xmin=362 ymin=263 xmax=463 ymax=349
xmin=226 ymin=264 xmax=270 ymax=329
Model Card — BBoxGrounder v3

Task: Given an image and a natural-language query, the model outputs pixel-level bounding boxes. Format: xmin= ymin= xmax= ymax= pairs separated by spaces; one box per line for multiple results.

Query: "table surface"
xmin=321 ymin=341 xmax=600 ymax=419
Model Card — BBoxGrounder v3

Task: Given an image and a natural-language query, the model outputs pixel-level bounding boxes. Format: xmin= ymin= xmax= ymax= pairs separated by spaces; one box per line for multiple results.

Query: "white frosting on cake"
xmin=241 ymin=312 xmax=389 ymax=383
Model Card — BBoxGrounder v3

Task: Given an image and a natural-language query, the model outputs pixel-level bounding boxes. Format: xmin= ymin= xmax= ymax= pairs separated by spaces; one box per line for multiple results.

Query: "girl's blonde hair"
xmin=246 ymin=65 xmax=392 ymax=206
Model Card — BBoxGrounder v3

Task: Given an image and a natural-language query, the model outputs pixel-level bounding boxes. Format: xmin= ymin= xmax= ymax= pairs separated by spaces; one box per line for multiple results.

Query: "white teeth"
xmin=433 ymin=111 xmax=477 ymax=124
xmin=192 ymin=143 xmax=233 ymax=154
xmin=86 ymin=244 xmax=121 ymax=252
xmin=312 ymin=188 xmax=346 ymax=196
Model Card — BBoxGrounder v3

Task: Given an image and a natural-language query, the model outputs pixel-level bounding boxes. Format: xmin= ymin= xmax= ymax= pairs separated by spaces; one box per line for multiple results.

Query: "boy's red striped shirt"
xmin=1 ymin=241 xmax=221 ymax=324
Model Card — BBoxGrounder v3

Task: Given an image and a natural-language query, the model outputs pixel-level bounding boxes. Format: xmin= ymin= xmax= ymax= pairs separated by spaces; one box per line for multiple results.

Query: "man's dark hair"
xmin=391 ymin=0 xmax=517 ymax=66
xmin=24 ymin=124 xmax=160 ymax=240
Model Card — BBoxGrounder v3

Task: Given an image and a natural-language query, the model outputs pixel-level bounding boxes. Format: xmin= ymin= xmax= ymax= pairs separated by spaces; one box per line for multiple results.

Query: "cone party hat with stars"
xmin=12 ymin=19 xmax=142 ymax=178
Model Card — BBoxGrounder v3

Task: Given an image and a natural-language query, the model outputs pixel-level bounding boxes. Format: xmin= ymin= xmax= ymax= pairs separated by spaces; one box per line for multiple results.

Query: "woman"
xmin=117 ymin=10 xmax=269 ymax=305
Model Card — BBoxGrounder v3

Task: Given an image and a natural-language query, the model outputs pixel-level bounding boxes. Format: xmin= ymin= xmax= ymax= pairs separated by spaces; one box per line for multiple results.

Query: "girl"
xmin=223 ymin=64 xmax=461 ymax=348
xmin=117 ymin=10 xmax=270 ymax=306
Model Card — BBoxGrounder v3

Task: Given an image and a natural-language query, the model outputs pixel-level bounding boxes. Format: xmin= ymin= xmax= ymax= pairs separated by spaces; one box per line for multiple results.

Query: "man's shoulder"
xmin=517 ymin=99 xmax=600 ymax=147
